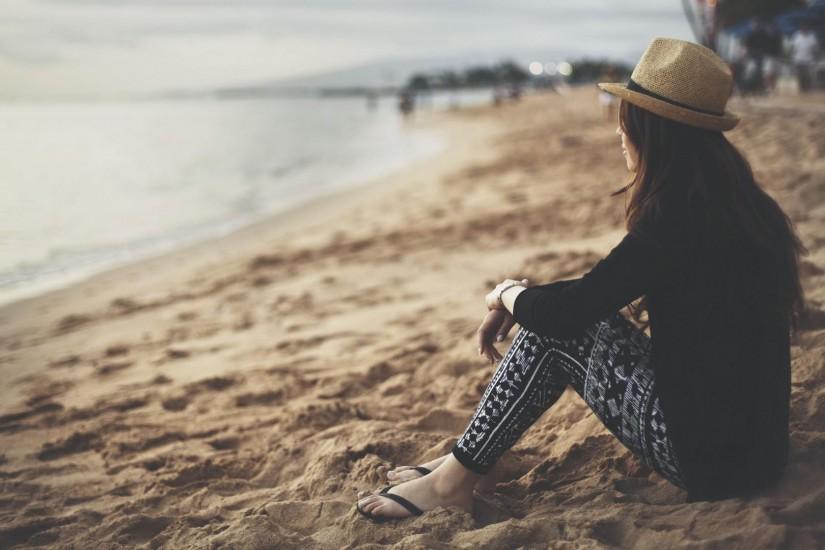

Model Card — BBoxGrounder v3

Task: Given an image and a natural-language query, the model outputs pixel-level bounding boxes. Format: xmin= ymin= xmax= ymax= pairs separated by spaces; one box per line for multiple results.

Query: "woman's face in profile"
xmin=616 ymin=124 xmax=638 ymax=173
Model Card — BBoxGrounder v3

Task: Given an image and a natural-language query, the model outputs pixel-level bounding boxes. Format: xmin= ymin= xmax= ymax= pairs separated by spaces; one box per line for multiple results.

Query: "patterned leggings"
xmin=451 ymin=310 xmax=687 ymax=490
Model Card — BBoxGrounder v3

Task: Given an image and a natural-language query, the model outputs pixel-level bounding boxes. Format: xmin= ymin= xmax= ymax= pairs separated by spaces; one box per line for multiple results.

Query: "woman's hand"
xmin=476 ymin=308 xmax=518 ymax=364
xmin=484 ymin=278 xmax=531 ymax=311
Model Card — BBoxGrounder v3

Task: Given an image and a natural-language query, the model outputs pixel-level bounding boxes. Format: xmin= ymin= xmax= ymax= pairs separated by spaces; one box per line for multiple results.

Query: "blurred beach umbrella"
xmin=685 ymin=0 xmax=814 ymax=50
xmin=722 ymin=0 xmax=825 ymax=36
xmin=715 ymin=0 xmax=811 ymax=33
xmin=771 ymin=1 xmax=825 ymax=35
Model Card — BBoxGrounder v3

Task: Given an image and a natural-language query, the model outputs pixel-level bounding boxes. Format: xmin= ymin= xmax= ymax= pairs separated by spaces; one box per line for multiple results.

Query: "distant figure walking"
xmin=762 ymin=21 xmax=785 ymax=95
xmin=789 ymin=22 xmax=821 ymax=93
xmin=492 ymin=87 xmax=505 ymax=106
xmin=729 ymin=37 xmax=748 ymax=95
xmin=397 ymin=89 xmax=415 ymax=118
xmin=743 ymin=17 xmax=772 ymax=94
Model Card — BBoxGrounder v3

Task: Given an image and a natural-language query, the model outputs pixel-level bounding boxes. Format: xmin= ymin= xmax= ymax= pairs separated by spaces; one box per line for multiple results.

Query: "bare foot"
xmin=357 ymin=454 xmax=478 ymax=520
xmin=381 ymin=454 xmax=449 ymax=482
xmin=380 ymin=452 xmax=499 ymax=494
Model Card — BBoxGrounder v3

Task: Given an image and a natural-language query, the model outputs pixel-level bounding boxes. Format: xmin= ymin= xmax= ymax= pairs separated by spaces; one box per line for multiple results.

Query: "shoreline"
xmin=0 ymin=101 xmax=450 ymax=312
xmin=0 ymin=105 xmax=484 ymax=314
xmin=0 ymin=97 xmax=502 ymax=404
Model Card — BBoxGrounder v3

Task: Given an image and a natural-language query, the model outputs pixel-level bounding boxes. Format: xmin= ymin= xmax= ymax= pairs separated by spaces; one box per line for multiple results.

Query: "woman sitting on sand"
xmin=356 ymin=37 xmax=806 ymax=521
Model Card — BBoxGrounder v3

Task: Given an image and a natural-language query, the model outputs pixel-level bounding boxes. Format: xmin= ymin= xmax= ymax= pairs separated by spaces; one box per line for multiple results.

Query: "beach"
xmin=0 ymin=94 xmax=451 ymax=308
xmin=2 ymin=85 xmax=825 ymax=548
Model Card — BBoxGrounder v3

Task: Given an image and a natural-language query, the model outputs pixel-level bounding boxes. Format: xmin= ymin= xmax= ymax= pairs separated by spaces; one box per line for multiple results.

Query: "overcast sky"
xmin=0 ymin=0 xmax=694 ymax=98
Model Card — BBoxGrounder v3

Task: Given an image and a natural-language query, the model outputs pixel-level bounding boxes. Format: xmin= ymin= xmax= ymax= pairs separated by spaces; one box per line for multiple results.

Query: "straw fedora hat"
xmin=598 ymin=37 xmax=740 ymax=132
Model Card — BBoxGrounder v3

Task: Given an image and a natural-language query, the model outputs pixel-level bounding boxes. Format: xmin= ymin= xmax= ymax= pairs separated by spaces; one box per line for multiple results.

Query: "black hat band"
xmin=626 ymin=77 xmax=725 ymax=117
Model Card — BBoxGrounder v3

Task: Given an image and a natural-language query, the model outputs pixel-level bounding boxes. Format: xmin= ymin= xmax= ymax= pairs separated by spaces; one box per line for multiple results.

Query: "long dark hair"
xmin=612 ymin=99 xmax=807 ymax=340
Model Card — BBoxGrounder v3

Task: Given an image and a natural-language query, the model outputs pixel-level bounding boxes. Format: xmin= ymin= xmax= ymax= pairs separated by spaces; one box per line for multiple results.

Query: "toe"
xmin=396 ymin=472 xmax=419 ymax=483
xmin=389 ymin=465 xmax=412 ymax=475
xmin=370 ymin=502 xmax=391 ymax=518
xmin=370 ymin=498 xmax=410 ymax=519
xmin=358 ymin=487 xmax=382 ymax=500
xmin=387 ymin=466 xmax=417 ymax=480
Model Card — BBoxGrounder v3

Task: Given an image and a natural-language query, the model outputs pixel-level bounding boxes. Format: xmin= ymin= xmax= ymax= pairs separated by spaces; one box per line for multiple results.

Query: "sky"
xmin=0 ymin=0 xmax=695 ymax=98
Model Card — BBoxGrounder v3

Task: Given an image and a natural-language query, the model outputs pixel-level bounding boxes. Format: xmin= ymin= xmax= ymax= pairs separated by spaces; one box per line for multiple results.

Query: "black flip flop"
xmin=355 ymin=484 xmax=424 ymax=523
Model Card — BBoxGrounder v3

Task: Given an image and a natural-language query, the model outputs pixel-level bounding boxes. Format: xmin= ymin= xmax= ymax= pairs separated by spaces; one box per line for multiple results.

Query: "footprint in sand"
xmin=104 ymin=344 xmax=130 ymax=357
xmin=48 ymin=354 xmax=81 ymax=369
xmin=54 ymin=313 xmax=92 ymax=334
xmin=161 ymin=395 xmax=190 ymax=412
xmin=36 ymin=430 xmax=102 ymax=461
xmin=207 ymin=436 xmax=240 ymax=450
xmin=96 ymin=361 xmax=134 ymax=376
xmin=234 ymin=390 xmax=283 ymax=408
xmin=164 ymin=346 xmax=190 ymax=360
xmin=109 ymin=296 xmax=144 ymax=314
xmin=176 ymin=310 xmax=199 ymax=321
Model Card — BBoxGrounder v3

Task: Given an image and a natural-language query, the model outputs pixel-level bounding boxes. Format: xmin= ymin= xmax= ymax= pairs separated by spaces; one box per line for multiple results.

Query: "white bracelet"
xmin=496 ymin=282 xmax=526 ymax=308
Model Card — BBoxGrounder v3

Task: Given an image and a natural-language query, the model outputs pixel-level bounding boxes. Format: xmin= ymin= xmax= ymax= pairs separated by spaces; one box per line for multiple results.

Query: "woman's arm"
xmin=507 ymin=231 xmax=664 ymax=340
xmin=493 ymin=274 xmax=608 ymax=317
xmin=498 ymin=278 xmax=578 ymax=320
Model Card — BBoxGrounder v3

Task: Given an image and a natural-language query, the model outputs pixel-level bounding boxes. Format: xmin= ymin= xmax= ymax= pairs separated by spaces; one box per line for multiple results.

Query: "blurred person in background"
xmin=398 ymin=88 xmax=415 ymax=118
xmin=743 ymin=17 xmax=772 ymax=94
xmin=789 ymin=21 xmax=821 ymax=92
xmin=729 ymin=36 xmax=748 ymax=95
xmin=762 ymin=21 xmax=785 ymax=95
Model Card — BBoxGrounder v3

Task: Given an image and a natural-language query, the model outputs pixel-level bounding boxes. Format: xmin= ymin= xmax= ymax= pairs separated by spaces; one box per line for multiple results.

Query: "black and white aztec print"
xmin=451 ymin=310 xmax=687 ymax=490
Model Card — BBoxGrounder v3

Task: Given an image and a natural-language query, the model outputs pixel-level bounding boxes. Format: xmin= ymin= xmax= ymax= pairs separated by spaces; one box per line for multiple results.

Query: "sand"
xmin=1 ymin=85 xmax=825 ymax=549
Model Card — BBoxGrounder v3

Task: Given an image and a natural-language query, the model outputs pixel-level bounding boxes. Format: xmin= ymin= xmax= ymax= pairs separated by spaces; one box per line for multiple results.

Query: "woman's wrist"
xmin=486 ymin=278 xmax=531 ymax=311
xmin=499 ymin=284 xmax=528 ymax=314
xmin=495 ymin=281 xmax=525 ymax=308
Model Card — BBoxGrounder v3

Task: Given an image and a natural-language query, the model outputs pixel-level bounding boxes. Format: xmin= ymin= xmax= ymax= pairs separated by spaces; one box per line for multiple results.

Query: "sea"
xmin=0 ymin=88 xmax=496 ymax=307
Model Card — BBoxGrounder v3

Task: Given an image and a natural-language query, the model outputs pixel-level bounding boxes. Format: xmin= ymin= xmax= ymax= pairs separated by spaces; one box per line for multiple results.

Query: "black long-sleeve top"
xmin=513 ymin=224 xmax=791 ymax=501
